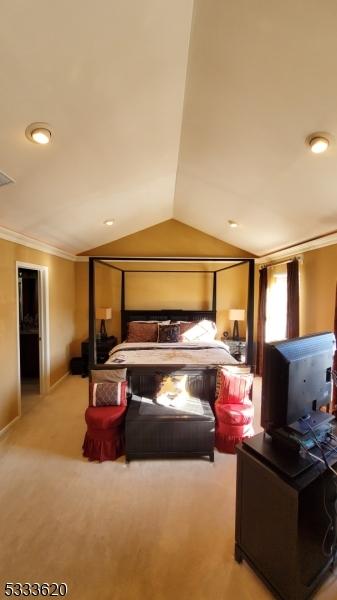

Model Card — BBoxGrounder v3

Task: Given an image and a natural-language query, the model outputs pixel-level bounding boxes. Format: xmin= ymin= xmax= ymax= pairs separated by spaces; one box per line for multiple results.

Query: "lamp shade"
xmin=96 ymin=307 xmax=112 ymax=321
xmin=228 ymin=309 xmax=245 ymax=322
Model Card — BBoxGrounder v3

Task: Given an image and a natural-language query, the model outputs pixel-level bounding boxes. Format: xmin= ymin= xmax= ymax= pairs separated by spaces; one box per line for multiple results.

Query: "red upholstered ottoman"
xmin=215 ymin=400 xmax=254 ymax=426
xmin=215 ymin=369 xmax=254 ymax=454
xmin=215 ymin=421 xmax=254 ymax=453
xmin=83 ymin=405 xmax=127 ymax=462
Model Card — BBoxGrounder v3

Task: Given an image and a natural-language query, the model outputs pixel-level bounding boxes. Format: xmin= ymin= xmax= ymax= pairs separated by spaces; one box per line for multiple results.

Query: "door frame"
xmin=16 ymin=262 xmax=50 ymax=410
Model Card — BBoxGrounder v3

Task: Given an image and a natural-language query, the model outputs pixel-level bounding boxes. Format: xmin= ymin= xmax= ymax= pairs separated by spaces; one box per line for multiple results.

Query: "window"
xmin=265 ymin=271 xmax=287 ymax=342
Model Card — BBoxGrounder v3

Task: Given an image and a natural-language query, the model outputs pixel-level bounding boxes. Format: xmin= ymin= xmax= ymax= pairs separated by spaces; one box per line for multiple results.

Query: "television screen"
xmin=261 ymin=332 xmax=335 ymax=434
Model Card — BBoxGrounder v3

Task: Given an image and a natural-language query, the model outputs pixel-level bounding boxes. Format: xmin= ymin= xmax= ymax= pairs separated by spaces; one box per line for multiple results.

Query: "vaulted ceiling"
xmin=1 ymin=0 xmax=337 ymax=256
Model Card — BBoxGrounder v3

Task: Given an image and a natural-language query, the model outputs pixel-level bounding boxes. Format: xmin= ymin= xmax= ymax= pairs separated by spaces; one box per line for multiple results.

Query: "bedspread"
xmin=106 ymin=340 xmax=236 ymax=366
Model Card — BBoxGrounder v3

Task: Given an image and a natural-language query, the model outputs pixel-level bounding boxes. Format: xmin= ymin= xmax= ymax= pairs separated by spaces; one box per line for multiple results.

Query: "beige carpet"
xmin=0 ymin=376 xmax=336 ymax=600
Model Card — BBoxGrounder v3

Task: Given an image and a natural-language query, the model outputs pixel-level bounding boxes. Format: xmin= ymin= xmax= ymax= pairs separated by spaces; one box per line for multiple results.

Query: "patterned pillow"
xmin=89 ymin=381 xmax=127 ymax=406
xmin=158 ymin=323 xmax=180 ymax=343
xmin=126 ymin=321 xmax=158 ymax=342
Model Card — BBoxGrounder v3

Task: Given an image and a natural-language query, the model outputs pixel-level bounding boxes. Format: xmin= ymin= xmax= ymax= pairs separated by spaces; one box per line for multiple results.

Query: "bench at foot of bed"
xmin=125 ymin=395 xmax=215 ymax=462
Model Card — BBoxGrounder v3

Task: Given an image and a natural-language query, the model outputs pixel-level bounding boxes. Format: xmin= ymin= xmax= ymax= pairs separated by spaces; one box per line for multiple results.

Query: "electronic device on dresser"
xmin=261 ymin=331 xmax=336 ymax=462
xmin=235 ymin=331 xmax=337 ymax=599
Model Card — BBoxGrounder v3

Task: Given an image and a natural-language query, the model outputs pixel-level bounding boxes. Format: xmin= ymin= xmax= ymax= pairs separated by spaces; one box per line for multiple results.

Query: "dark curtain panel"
xmin=333 ymin=282 xmax=337 ymax=415
xmin=286 ymin=259 xmax=299 ymax=339
xmin=256 ymin=267 xmax=268 ymax=375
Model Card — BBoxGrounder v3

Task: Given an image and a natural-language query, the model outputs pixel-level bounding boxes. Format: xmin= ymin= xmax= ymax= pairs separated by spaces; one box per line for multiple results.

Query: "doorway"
xmin=16 ymin=262 xmax=50 ymax=413
xmin=18 ymin=268 xmax=40 ymax=394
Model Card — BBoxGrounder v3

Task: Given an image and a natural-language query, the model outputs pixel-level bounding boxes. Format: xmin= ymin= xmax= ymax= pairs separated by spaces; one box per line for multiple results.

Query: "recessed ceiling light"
xmin=25 ymin=122 xmax=52 ymax=145
xmin=104 ymin=219 xmax=114 ymax=226
xmin=31 ymin=128 xmax=51 ymax=144
xmin=228 ymin=220 xmax=238 ymax=228
xmin=307 ymin=133 xmax=329 ymax=154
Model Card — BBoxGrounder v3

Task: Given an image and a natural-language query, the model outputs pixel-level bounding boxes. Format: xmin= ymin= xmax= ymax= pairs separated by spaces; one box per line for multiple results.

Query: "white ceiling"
xmin=174 ymin=0 xmax=337 ymax=256
xmin=0 ymin=0 xmax=193 ymax=253
xmin=1 ymin=0 xmax=337 ymax=256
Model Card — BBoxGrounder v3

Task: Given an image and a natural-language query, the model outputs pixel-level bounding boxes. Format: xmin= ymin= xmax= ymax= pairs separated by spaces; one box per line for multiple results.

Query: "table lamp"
xmin=96 ymin=307 xmax=112 ymax=338
xmin=228 ymin=309 xmax=245 ymax=340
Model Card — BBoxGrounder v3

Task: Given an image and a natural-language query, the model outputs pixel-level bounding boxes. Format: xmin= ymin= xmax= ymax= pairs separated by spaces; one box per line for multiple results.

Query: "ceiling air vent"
xmin=0 ymin=171 xmax=15 ymax=187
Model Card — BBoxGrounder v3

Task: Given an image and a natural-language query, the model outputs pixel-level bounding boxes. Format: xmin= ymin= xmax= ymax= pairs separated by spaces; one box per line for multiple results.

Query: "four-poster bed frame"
xmin=88 ymin=256 xmax=255 ymax=404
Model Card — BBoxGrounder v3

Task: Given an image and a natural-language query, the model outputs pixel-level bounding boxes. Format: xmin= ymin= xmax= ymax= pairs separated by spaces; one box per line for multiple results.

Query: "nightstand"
xmin=81 ymin=336 xmax=117 ymax=376
xmin=224 ymin=338 xmax=247 ymax=362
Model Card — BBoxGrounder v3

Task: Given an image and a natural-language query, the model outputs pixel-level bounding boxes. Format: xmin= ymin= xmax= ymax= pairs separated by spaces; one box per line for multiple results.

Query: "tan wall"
xmin=72 ymin=262 xmax=88 ymax=356
xmin=300 ymin=244 xmax=337 ymax=335
xmin=95 ymin=263 xmax=121 ymax=340
xmin=254 ymin=243 xmax=337 ymax=346
xmin=73 ymin=262 xmax=122 ymax=352
xmin=75 ymin=263 xmax=247 ymax=344
xmin=125 ymin=271 xmax=213 ymax=310
xmin=0 ymin=238 xmax=75 ymax=431
xmin=74 ymin=264 xmax=248 ymax=344
xmin=74 ymin=220 xmax=251 ymax=345
xmin=217 ymin=263 xmax=248 ymax=339
xmin=80 ymin=219 xmax=254 ymax=258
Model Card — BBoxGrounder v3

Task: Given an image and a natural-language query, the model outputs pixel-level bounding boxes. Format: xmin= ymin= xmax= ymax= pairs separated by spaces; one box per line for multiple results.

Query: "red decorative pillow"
xmin=216 ymin=369 xmax=253 ymax=405
xmin=89 ymin=381 xmax=127 ymax=406
xmin=126 ymin=321 xmax=158 ymax=342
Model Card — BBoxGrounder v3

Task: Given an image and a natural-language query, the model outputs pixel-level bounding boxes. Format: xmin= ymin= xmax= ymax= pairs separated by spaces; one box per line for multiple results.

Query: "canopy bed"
xmin=88 ymin=256 xmax=255 ymax=404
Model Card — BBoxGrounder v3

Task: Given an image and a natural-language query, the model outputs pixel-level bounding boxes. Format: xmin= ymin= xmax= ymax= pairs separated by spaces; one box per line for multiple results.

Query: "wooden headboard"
xmin=121 ymin=309 xmax=216 ymax=341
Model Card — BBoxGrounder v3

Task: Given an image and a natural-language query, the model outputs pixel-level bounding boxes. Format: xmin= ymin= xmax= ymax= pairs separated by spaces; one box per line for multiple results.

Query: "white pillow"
xmin=181 ymin=319 xmax=217 ymax=342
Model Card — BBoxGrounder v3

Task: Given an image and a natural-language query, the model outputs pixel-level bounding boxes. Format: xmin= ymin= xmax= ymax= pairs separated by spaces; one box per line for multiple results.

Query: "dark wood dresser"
xmin=235 ymin=431 xmax=337 ymax=600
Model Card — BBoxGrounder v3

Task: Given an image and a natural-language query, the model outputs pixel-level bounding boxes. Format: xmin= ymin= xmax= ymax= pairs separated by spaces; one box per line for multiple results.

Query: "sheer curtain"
xmin=265 ymin=269 xmax=287 ymax=342
xmin=286 ymin=259 xmax=299 ymax=339
xmin=257 ymin=259 xmax=299 ymax=375
xmin=256 ymin=267 xmax=267 ymax=375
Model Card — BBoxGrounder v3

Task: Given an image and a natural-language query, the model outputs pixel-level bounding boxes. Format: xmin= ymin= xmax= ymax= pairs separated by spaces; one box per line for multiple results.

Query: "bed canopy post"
xmin=121 ymin=270 xmax=125 ymax=340
xmin=121 ymin=271 xmax=125 ymax=311
xmin=88 ymin=257 xmax=97 ymax=369
xmin=212 ymin=271 xmax=217 ymax=312
xmin=246 ymin=259 xmax=255 ymax=368
xmin=88 ymin=256 xmax=255 ymax=369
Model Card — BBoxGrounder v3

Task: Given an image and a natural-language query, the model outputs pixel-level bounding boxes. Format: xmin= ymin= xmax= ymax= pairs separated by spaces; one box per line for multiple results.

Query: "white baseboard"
xmin=48 ymin=371 xmax=70 ymax=392
xmin=0 ymin=415 xmax=20 ymax=437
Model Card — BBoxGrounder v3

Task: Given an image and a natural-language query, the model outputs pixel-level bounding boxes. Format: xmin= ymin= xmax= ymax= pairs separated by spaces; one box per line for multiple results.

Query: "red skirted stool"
xmin=215 ymin=369 xmax=254 ymax=454
xmin=82 ymin=405 xmax=127 ymax=462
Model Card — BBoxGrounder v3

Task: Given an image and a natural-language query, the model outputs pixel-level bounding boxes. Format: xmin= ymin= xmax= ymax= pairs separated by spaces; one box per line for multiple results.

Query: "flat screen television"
xmin=261 ymin=332 xmax=335 ymax=434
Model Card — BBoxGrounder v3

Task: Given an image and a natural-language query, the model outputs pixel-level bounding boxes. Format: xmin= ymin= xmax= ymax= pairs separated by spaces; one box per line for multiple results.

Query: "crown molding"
xmin=74 ymin=255 xmax=254 ymax=262
xmin=1 ymin=224 xmax=337 ymax=266
xmin=256 ymin=231 xmax=337 ymax=264
xmin=0 ymin=226 xmax=77 ymax=262
xmin=76 ymin=255 xmax=89 ymax=262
